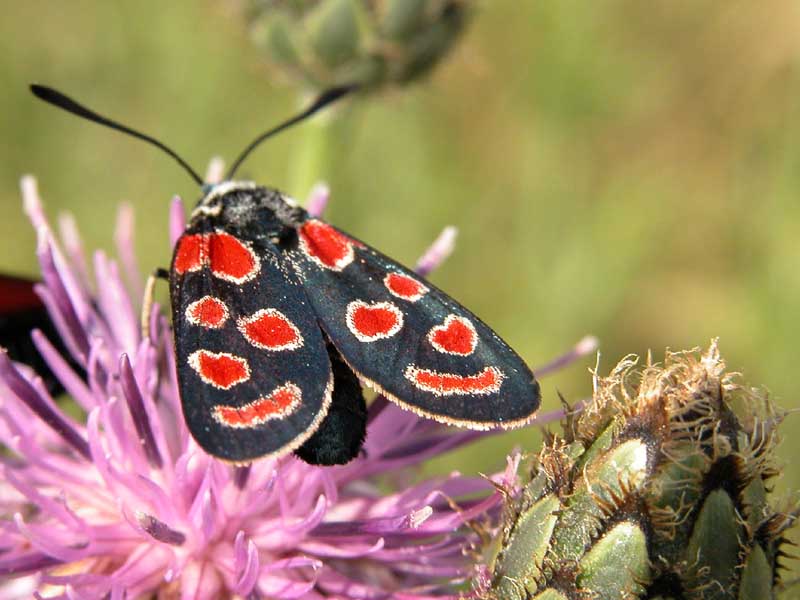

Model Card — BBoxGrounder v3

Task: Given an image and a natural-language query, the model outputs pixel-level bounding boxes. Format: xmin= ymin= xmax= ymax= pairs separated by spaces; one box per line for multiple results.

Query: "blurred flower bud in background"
xmin=245 ymin=0 xmax=473 ymax=93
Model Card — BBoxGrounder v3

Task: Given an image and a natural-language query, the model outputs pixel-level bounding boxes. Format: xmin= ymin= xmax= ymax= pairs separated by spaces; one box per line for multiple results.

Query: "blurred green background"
xmin=1 ymin=0 xmax=799 ymax=564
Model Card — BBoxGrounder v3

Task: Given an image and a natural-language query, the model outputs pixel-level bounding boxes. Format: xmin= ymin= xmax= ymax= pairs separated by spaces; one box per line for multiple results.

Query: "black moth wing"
xmin=170 ymin=218 xmax=332 ymax=463
xmin=286 ymin=218 xmax=540 ymax=429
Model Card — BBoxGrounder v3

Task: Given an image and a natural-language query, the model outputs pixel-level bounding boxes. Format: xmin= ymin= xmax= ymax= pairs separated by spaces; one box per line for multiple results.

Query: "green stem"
xmin=288 ymin=104 xmax=338 ymax=202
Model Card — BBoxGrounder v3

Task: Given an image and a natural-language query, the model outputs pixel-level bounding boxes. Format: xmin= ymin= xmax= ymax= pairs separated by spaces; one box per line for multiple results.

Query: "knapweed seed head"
xmin=479 ymin=342 xmax=800 ymax=600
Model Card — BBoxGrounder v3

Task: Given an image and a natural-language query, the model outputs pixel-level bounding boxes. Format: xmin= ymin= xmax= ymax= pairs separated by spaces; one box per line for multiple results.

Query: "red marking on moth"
xmin=213 ymin=383 xmax=302 ymax=428
xmin=346 ymin=301 xmax=404 ymax=342
xmin=173 ymin=232 xmax=260 ymax=283
xmin=174 ymin=234 xmax=205 ymax=274
xmin=299 ymin=219 xmax=355 ymax=271
xmin=428 ymin=315 xmax=477 ymax=356
xmin=188 ymin=350 xmax=250 ymax=390
xmin=405 ymin=365 xmax=504 ymax=396
xmin=186 ymin=296 xmax=229 ymax=328
xmin=237 ymin=309 xmax=303 ymax=351
xmin=384 ymin=272 xmax=428 ymax=302
xmin=208 ymin=232 xmax=260 ymax=283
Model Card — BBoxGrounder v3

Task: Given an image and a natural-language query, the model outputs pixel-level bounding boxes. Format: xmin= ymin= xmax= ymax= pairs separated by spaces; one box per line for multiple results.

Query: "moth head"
xmin=192 ymin=181 xmax=258 ymax=219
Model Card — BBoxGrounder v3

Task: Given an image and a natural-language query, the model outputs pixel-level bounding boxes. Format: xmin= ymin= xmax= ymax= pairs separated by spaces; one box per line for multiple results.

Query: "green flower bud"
xmin=245 ymin=0 xmax=473 ymax=92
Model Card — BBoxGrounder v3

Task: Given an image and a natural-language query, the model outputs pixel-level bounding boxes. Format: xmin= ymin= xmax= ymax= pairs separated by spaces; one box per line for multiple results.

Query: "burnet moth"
xmin=30 ymin=84 xmax=541 ymax=465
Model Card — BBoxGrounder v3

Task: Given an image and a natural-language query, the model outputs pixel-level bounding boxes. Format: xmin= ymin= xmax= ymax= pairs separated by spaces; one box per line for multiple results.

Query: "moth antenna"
xmin=30 ymin=84 xmax=204 ymax=186
xmin=226 ymin=84 xmax=358 ymax=180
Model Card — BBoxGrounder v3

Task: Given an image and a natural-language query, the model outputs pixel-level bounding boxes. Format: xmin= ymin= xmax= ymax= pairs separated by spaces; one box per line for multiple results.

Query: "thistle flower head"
xmin=0 ymin=176 xmax=591 ymax=599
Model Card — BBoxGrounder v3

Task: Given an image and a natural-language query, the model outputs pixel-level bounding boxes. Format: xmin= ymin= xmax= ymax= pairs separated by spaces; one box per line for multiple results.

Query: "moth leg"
xmin=294 ymin=341 xmax=367 ymax=466
xmin=141 ymin=268 xmax=169 ymax=341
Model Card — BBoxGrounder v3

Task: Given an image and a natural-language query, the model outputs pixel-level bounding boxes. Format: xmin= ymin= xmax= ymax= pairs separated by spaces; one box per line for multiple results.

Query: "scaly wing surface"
xmin=287 ymin=219 xmax=540 ymax=429
xmin=170 ymin=228 xmax=332 ymax=462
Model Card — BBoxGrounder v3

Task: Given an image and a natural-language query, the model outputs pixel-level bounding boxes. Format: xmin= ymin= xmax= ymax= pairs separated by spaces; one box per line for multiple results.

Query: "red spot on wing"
xmin=208 ymin=232 xmax=259 ymax=283
xmin=188 ymin=350 xmax=250 ymax=389
xmin=405 ymin=365 xmax=504 ymax=396
xmin=174 ymin=234 xmax=205 ymax=274
xmin=213 ymin=383 xmax=302 ymax=428
xmin=299 ymin=220 xmax=355 ymax=271
xmin=384 ymin=273 xmax=428 ymax=302
xmin=346 ymin=301 xmax=403 ymax=342
xmin=173 ymin=232 xmax=259 ymax=283
xmin=237 ymin=309 xmax=303 ymax=350
xmin=186 ymin=296 xmax=229 ymax=328
xmin=428 ymin=315 xmax=477 ymax=356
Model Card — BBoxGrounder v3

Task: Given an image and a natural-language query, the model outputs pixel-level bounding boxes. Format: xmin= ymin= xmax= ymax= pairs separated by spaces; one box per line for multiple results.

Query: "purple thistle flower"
xmin=0 ymin=176 xmax=596 ymax=599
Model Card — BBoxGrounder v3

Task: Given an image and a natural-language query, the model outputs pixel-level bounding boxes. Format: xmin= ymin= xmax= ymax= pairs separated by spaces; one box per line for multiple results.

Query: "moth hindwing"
xmin=170 ymin=182 xmax=540 ymax=465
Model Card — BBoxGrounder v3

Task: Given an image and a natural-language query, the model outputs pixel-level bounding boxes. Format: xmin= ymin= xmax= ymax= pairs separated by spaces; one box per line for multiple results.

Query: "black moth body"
xmin=170 ymin=181 xmax=541 ymax=464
